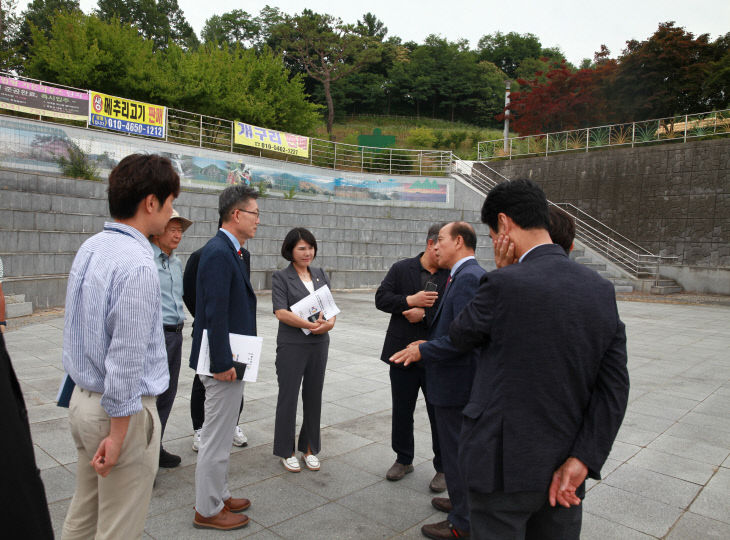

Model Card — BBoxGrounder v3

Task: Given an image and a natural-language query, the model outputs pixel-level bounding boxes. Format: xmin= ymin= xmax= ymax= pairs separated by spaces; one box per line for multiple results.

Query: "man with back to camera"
xmin=448 ymin=179 xmax=629 ymax=539
xmin=375 ymin=223 xmax=449 ymax=492
xmin=391 ymin=221 xmax=486 ymax=539
xmin=150 ymin=208 xmax=193 ymax=469
xmin=189 ymin=185 xmax=259 ymax=531
xmin=61 ymin=154 xmax=180 ymax=539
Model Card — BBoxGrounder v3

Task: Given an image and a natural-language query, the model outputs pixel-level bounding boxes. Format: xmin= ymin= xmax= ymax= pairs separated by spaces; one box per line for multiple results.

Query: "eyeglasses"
xmin=232 ymin=207 xmax=260 ymax=218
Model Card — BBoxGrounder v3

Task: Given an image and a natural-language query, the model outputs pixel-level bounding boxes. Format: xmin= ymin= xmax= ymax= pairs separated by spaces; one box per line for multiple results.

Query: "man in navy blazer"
xmin=449 ymin=179 xmax=629 ymax=540
xmin=189 ymin=185 xmax=259 ymax=531
xmin=392 ymin=221 xmax=486 ymax=539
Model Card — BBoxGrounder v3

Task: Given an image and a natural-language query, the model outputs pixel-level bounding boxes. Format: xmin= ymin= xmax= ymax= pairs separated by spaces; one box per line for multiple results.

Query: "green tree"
xmin=1 ymin=0 xmax=21 ymax=71
xmin=477 ymin=31 xmax=542 ymax=79
xmin=273 ymin=10 xmax=381 ymax=136
xmin=201 ymin=9 xmax=259 ymax=47
xmin=15 ymin=0 xmax=80 ymax=67
xmin=95 ymin=0 xmax=198 ymax=50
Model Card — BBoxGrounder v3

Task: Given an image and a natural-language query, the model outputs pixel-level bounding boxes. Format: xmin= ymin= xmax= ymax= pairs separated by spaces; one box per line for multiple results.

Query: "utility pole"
xmin=503 ymin=80 xmax=511 ymax=153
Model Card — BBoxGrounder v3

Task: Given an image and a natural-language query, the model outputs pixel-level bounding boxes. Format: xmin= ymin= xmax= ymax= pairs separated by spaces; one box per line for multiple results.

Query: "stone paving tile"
xmin=602 ymin=463 xmax=703 ymax=508
xmin=280 ymin=457 xmax=382 ymax=501
xmin=581 ymin=512 xmax=655 ymax=539
xmin=48 ymin=498 xmax=70 ymax=539
xmin=238 ymin=476 xmax=328 ymax=528
xmin=34 ymin=443 xmax=61 ymax=470
xmin=690 ymin=468 xmax=730 ymax=524
xmin=144 ymin=505 xmax=265 ymax=539
xmin=647 ymin=433 xmax=730 ymax=466
xmin=666 ymin=511 xmax=730 ymax=539
xmin=628 ymin=447 xmax=717 ymax=485
xmin=40 ymin=465 xmax=76 ymax=504
xmin=270 ymin=502 xmax=396 ymax=539
xmin=585 ymin=483 xmax=684 ymax=538
xmin=333 ymin=442 xmax=427 ymax=479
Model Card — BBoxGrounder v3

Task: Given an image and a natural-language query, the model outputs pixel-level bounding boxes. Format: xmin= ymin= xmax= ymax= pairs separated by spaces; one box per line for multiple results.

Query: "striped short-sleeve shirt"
xmin=62 ymin=222 xmax=169 ymax=417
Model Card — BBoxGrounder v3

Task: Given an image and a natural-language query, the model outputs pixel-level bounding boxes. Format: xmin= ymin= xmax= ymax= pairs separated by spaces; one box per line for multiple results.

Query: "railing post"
xmin=361 ymin=146 xmax=364 ymax=172
xmin=545 ymin=133 xmax=549 ymax=156
xmin=683 ymin=114 xmax=688 ymax=142
xmin=631 ymin=122 xmax=635 ymax=147
xmin=586 ymin=127 xmax=590 ymax=152
xmin=230 ymin=121 xmax=233 ymax=152
xmin=389 ymin=148 xmax=392 ymax=174
xmin=509 ymin=138 xmax=513 ymax=160
xmin=199 ymin=115 xmax=203 ymax=147
xmin=333 ymin=143 xmax=337 ymax=169
xmin=165 ymin=108 xmax=168 ymax=141
xmin=419 ymin=151 xmax=422 ymax=175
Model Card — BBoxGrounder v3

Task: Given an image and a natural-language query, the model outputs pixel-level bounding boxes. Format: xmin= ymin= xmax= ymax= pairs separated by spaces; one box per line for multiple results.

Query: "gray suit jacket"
xmin=271 ymin=263 xmax=331 ymax=345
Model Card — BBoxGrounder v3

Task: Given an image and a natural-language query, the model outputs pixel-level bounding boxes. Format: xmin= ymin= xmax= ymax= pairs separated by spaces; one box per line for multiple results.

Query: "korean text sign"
xmin=0 ymin=77 xmax=88 ymax=121
xmin=88 ymin=91 xmax=165 ymax=138
xmin=234 ymin=122 xmax=309 ymax=158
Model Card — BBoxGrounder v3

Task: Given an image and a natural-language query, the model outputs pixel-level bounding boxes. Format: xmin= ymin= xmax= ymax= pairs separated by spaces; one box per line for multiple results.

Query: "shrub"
xmin=56 ymin=142 xmax=100 ymax=181
xmin=406 ymin=127 xmax=436 ymax=148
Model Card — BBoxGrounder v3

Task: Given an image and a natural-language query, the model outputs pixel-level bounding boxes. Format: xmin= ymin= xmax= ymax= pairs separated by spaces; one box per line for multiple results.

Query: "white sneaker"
xmin=232 ymin=425 xmax=248 ymax=447
xmin=192 ymin=429 xmax=201 ymax=452
xmin=302 ymin=453 xmax=320 ymax=471
xmin=281 ymin=456 xmax=300 ymax=472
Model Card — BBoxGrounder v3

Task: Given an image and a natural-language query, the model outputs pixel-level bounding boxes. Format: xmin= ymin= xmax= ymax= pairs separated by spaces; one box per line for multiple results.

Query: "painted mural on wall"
xmin=0 ymin=117 xmax=453 ymax=207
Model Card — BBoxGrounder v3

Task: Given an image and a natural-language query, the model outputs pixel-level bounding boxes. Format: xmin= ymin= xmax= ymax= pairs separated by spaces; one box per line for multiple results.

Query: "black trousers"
xmin=434 ymin=405 xmax=469 ymax=530
xmin=468 ymin=485 xmax=584 ymax=540
xmin=156 ymin=330 xmax=182 ymax=441
xmin=273 ymin=341 xmax=328 ymax=458
xmin=191 ymin=374 xmax=243 ymax=431
xmin=389 ymin=364 xmax=442 ymax=472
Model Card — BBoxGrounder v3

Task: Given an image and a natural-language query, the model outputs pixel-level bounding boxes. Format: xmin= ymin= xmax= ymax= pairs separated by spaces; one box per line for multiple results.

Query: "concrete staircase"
xmin=5 ymin=294 xmax=33 ymax=318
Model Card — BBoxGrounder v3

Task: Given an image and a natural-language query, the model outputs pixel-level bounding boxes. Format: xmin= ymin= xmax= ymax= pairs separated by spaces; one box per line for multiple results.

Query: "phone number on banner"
xmin=89 ymin=114 xmax=165 ymax=138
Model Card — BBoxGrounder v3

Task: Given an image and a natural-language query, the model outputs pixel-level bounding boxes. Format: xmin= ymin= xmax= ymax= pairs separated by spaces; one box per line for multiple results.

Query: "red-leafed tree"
xmin=504 ymin=54 xmax=616 ymax=135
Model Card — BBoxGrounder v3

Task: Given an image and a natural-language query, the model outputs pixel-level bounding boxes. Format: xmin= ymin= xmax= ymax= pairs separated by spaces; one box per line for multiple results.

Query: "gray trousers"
xmin=195 ymin=376 xmax=245 ymax=517
xmin=273 ymin=341 xmax=328 ymax=458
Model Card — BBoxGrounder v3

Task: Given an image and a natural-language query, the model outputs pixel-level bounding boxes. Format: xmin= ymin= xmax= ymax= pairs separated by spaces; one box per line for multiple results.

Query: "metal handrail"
xmin=0 ymin=71 xmax=452 ymax=176
xmin=450 ymin=158 xmax=679 ymax=280
xmin=478 ymin=108 xmax=730 ymax=160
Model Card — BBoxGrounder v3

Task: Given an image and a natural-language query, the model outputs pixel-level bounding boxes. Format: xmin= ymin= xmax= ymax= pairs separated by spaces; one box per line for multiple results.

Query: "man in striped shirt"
xmin=61 ymin=154 xmax=180 ymax=540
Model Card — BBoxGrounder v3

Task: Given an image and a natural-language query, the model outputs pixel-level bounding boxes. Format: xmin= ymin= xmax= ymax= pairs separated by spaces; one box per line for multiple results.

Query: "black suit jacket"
xmin=375 ymin=253 xmax=449 ymax=366
xmin=449 ymin=244 xmax=629 ymax=494
xmin=271 ymin=263 xmax=331 ymax=345
xmin=419 ymin=258 xmax=486 ymax=408
xmin=188 ymin=231 xmax=257 ymax=373
xmin=183 ymin=244 xmax=250 ymax=316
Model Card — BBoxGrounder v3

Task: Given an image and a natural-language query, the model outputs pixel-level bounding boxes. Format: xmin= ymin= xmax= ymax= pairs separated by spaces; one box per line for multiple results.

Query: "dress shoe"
xmin=386 ymin=461 xmax=414 ymax=481
xmin=223 ymin=497 xmax=251 ymax=513
xmin=431 ymin=497 xmax=453 ymax=513
xmin=159 ymin=448 xmax=181 ymax=468
xmin=421 ymin=519 xmax=469 ymax=539
xmin=430 ymin=471 xmax=447 ymax=493
xmin=193 ymin=508 xmax=250 ymax=530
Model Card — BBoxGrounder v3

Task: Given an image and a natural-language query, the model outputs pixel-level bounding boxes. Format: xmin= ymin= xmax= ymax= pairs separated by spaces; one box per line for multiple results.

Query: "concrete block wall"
xmin=0 ymin=168 xmax=493 ymax=310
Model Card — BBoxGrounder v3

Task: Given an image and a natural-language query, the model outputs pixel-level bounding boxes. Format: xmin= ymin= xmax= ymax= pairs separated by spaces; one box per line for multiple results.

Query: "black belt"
xmin=163 ymin=323 xmax=184 ymax=333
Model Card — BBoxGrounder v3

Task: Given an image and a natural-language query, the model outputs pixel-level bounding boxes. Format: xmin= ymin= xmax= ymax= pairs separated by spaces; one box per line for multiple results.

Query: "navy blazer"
xmin=375 ymin=253 xmax=449 ymax=366
xmin=449 ymin=244 xmax=629 ymax=494
xmin=419 ymin=258 xmax=486 ymax=407
xmin=271 ymin=263 xmax=331 ymax=345
xmin=188 ymin=231 xmax=257 ymax=374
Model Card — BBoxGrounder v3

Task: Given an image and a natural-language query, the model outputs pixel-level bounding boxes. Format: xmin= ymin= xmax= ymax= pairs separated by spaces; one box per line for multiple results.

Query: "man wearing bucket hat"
xmin=150 ymin=208 xmax=193 ymax=468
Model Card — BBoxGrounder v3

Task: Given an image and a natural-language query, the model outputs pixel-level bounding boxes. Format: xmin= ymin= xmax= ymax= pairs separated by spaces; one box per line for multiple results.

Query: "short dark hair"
xmin=427 ymin=222 xmax=448 ymax=244
xmin=281 ymin=228 xmax=318 ymax=262
xmin=549 ymin=206 xmax=575 ymax=255
xmin=107 ymin=154 xmax=180 ymax=219
xmin=481 ymin=179 xmax=550 ymax=232
xmin=445 ymin=221 xmax=477 ymax=251
xmin=219 ymin=185 xmax=258 ymax=222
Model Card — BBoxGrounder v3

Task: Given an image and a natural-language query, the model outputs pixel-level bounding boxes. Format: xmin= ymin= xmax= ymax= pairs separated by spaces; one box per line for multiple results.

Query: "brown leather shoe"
xmin=430 ymin=471 xmax=447 ymax=493
xmin=431 ymin=496 xmax=453 ymax=513
xmin=421 ymin=519 xmax=469 ymax=539
xmin=386 ymin=461 xmax=414 ymax=481
xmin=193 ymin=507 xmax=250 ymax=530
xmin=223 ymin=496 xmax=251 ymax=513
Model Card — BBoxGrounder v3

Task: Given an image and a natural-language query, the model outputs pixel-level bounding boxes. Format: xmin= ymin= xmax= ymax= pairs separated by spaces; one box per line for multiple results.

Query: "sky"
xmin=15 ymin=0 xmax=730 ymax=66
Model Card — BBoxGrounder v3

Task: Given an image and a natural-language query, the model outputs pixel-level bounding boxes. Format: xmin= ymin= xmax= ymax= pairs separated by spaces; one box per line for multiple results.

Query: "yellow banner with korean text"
xmin=234 ymin=122 xmax=309 ymax=158
xmin=88 ymin=91 xmax=166 ymax=139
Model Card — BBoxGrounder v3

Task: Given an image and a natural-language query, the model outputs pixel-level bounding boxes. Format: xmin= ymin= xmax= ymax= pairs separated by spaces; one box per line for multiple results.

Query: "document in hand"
xmin=196 ymin=329 xmax=263 ymax=382
xmin=290 ymin=284 xmax=341 ymax=335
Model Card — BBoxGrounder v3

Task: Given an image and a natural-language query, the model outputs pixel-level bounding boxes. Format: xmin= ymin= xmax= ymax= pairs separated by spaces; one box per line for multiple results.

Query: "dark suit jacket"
xmin=188 ymin=231 xmax=257 ymax=374
xmin=183 ymin=245 xmax=250 ymax=316
xmin=271 ymin=263 xmax=331 ymax=345
xmin=375 ymin=253 xmax=449 ymax=366
xmin=419 ymin=258 xmax=486 ymax=408
xmin=449 ymin=244 xmax=629 ymax=494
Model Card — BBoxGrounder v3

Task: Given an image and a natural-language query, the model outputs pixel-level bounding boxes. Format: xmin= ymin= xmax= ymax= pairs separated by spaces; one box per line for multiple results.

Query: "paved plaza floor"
xmin=6 ymin=291 xmax=730 ymax=539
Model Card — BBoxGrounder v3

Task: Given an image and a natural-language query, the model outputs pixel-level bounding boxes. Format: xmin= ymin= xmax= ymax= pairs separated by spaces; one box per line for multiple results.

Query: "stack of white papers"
xmin=290 ymin=285 xmax=341 ymax=335
xmin=196 ymin=329 xmax=263 ymax=382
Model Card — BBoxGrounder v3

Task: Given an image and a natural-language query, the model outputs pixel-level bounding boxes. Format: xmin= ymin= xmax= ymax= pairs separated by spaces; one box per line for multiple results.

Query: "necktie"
xmin=444 ymin=275 xmax=452 ymax=294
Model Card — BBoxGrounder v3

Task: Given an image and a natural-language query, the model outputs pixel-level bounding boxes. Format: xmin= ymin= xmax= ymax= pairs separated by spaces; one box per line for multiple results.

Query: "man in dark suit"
xmin=189 ymin=185 xmax=260 ymax=531
xmin=448 ymin=179 xmax=629 ymax=540
xmin=392 ymin=221 xmax=486 ymax=539
xmin=375 ymin=223 xmax=449 ymax=490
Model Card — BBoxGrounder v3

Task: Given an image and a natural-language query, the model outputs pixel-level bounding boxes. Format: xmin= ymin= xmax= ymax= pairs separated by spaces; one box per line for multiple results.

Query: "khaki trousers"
xmin=62 ymin=388 xmax=160 ymax=540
